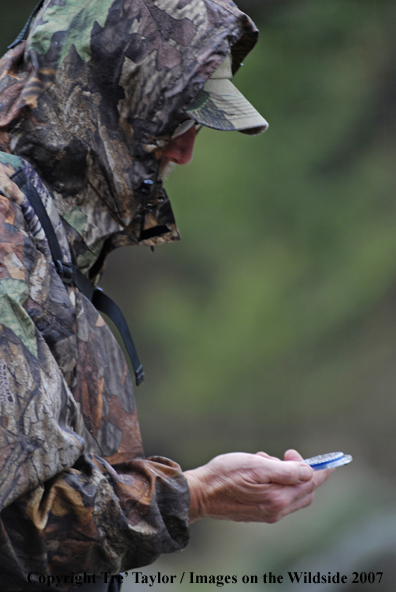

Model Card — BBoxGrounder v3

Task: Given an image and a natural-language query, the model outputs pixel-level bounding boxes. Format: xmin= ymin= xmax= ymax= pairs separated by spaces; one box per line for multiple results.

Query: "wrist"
xmin=184 ymin=466 xmax=209 ymax=523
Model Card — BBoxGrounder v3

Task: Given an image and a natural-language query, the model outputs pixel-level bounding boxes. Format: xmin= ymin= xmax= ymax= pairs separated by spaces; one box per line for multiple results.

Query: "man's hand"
xmin=184 ymin=449 xmax=332 ymax=524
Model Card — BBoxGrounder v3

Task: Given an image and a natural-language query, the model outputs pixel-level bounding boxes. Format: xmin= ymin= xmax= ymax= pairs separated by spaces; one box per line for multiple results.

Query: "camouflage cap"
xmin=187 ymin=55 xmax=268 ymax=136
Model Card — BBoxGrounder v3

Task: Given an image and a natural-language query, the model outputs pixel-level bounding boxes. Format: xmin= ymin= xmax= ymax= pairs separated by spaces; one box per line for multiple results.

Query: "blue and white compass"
xmin=304 ymin=452 xmax=353 ymax=471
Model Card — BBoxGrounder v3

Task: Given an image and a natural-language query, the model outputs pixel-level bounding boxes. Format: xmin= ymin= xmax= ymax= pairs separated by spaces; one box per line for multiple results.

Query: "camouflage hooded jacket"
xmin=0 ymin=0 xmax=260 ymax=589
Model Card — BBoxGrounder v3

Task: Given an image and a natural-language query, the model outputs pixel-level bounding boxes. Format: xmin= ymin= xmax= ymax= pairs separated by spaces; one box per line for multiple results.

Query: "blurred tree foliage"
xmin=0 ymin=1 xmax=33 ymax=51
xmin=121 ymin=0 xmax=396 ymax=470
xmin=1 ymin=1 xmax=396 ymax=476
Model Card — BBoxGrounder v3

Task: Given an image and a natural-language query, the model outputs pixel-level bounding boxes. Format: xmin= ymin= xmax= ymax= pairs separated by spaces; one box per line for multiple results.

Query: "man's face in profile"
xmin=160 ymin=122 xmax=198 ymax=178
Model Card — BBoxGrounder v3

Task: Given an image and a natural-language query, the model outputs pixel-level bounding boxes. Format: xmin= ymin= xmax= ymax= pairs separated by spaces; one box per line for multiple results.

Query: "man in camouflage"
xmin=0 ymin=0 xmax=331 ymax=590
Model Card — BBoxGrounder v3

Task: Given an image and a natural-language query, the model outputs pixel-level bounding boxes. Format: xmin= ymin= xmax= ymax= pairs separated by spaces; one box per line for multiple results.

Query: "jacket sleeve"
xmin=0 ymin=187 xmax=190 ymax=590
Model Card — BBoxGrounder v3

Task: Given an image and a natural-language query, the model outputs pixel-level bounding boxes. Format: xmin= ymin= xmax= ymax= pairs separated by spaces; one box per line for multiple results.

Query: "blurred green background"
xmin=2 ymin=1 xmax=396 ymax=589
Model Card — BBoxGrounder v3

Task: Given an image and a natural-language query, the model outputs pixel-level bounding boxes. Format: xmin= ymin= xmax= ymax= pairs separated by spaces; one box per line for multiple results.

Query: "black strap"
xmin=11 ymin=169 xmax=144 ymax=386
xmin=93 ymin=289 xmax=144 ymax=385
xmin=108 ymin=579 xmax=123 ymax=592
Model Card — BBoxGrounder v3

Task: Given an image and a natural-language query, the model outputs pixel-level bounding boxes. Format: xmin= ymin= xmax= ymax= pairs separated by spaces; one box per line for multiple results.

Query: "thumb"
xmin=265 ymin=458 xmax=313 ymax=485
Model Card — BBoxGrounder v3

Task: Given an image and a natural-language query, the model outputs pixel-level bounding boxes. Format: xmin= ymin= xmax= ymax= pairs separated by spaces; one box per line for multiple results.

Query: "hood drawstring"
xmin=139 ymin=179 xmax=171 ymax=241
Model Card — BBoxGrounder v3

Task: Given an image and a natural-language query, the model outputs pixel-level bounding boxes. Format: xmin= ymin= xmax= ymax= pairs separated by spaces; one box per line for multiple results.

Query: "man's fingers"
xmin=256 ymin=451 xmax=279 ymax=461
xmin=313 ymin=467 xmax=334 ymax=487
xmin=280 ymin=490 xmax=316 ymax=519
xmin=284 ymin=451 xmax=334 ymax=487
xmin=284 ymin=449 xmax=304 ymax=462
xmin=261 ymin=458 xmax=314 ymax=486
xmin=283 ymin=449 xmax=321 ymax=482
xmin=255 ymin=479 xmax=316 ymax=523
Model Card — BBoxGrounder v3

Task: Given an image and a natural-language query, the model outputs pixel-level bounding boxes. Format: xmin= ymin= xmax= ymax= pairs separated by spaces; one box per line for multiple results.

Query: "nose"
xmin=162 ymin=125 xmax=197 ymax=165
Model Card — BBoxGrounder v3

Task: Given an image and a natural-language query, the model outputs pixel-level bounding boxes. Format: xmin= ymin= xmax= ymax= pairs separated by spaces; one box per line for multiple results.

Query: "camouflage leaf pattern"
xmin=0 ymin=0 xmax=261 ymax=589
xmin=0 ymin=154 xmax=190 ymax=591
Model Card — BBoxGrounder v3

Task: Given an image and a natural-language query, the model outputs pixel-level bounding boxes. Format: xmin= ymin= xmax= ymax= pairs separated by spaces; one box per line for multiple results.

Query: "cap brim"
xmin=187 ymin=78 xmax=268 ymax=136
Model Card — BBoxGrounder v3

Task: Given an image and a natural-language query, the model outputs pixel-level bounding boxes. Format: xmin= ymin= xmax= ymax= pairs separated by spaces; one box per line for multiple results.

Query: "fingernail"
xmin=299 ymin=464 xmax=313 ymax=481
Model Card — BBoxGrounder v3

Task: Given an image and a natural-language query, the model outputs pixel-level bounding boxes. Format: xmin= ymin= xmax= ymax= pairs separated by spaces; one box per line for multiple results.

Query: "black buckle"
xmin=55 ymin=260 xmax=74 ymax=285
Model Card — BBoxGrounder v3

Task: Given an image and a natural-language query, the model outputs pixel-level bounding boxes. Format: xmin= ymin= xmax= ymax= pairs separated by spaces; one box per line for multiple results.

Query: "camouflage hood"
xmin=0 ymin=0 xmax=259 ymax=273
